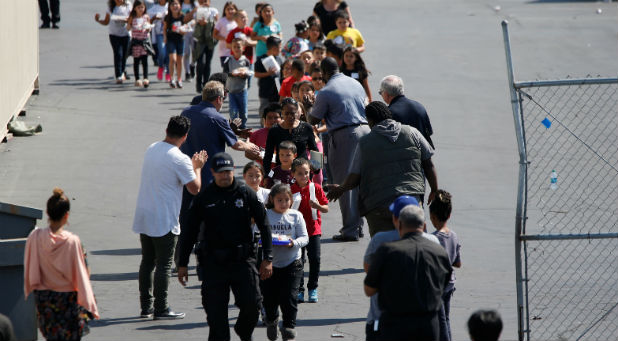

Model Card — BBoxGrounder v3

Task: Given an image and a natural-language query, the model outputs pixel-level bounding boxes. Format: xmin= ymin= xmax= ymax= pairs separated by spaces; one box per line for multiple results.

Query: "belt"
xmin=330 ymin=123 xmax=366 ymax=134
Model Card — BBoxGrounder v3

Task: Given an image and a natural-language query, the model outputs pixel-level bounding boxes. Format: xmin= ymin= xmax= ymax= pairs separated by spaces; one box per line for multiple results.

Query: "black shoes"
xmin=332 ymin=234 xmax=359 ymax=242
xmin=52 ymin=23 xmax=59 ymax=29
xmin=153 ymin=309 xmax=185 ymax=320
xmin=40 ymin=23 xmax=50 ymax=29
xmin=139 ymin=308 xmax=154 ymax=318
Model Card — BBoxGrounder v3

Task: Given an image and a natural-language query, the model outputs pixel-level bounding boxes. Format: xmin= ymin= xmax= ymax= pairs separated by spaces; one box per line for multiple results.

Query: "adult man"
xmin=364 ymin=205 xmax=452 ymax=341
xmin=327 ymin=101 xmax=438 ymax=237
xmin=379 ymin=75 xmax=435 ymax=149
xmin=363 ymin=197 xmax=438 ymax=341
xmin=39 ymin=0 xmax=60 ymax=28
xmin=308 ymin=57 xmax=370 ymax=241
xmin=177 ymin=152 xmax=273 ymax=341
xmin=132 ymin=116 xmax=207 ymax=320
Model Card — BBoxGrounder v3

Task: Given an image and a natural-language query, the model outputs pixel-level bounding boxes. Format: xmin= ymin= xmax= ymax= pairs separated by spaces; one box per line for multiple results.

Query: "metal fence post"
xmin=502 ymin=20 xmax=527 ymax=341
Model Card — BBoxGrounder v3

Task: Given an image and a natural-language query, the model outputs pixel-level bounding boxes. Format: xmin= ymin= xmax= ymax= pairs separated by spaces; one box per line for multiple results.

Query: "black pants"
xmin=39 ymin=0 xmax=60 ymax=24
xmin=195 ymin=46 xmax=215 ymax=93
xmin=366 ymin=321 xmax=379 ymax=341
xmin=261 ymin=259 xmax=303 ymax=329
xmin=133 ymin=55 xmax=149 ymax=80
xmin=201 ymin=258 xmax=261 ymax=341
xmin=378 ymin=312 xmax=439 ymax=341
xmin=299 ymin=235 xmax=321 ymax=292
xmin=109 ymin=34 xmax=129 ymax=78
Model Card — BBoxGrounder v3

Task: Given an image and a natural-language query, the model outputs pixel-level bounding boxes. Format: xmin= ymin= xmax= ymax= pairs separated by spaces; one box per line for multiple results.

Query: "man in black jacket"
xmin=379 ymin=75 xmax=435 ymax=149
xmin=177 ymin=152 xmax=273 ymax=341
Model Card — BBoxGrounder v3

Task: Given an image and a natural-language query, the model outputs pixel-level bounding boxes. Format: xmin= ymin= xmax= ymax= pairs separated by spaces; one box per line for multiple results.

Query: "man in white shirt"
xmin=132 ymin=115 xmax=207 ymax=320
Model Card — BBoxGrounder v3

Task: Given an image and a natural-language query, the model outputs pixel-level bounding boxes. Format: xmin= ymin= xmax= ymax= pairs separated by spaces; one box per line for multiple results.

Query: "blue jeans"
xmin=438 ymin=283 xmax=455 ymax=341
xmin=109 ymin=34 xmax=129 ymax=78
xmin=228 ymin=90 xmax=248 ymax=128
xmin=155 ymin=33 xmax=168 ymax=70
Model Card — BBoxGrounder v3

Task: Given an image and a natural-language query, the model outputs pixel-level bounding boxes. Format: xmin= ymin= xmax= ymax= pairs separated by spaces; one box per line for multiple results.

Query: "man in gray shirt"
xmin=308 ymin=57 xmax=370 ymax=241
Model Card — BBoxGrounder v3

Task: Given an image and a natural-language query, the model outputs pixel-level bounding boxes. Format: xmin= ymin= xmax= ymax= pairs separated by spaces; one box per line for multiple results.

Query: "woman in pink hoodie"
xmin=24 ymin=188 xmax=99 ymax=340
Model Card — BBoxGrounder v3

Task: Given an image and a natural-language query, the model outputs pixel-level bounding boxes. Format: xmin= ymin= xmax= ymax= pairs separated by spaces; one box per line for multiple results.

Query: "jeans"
xmin=228 ymin=90 xmax=248 ymax=128
xmin=109 ymin=34 xmax=129 ymax=78
xmin=438 ymin=284 xmax=455 ymax=341
xmin=299 ymin=235 xmax=321 ymax=292
xmin=138 ymin=232 xmax=176 ymax=314
xmin=195 ymin=46 xmax=215 ymax=93
xmin=201 ymin=257 xmax=261 ymax=341
xmin=133 ymin=55 xmax=149 ymax=80
xmin=262 ymin=259 xmax=303 ymax=329
xmin=38 ymin=0 xmax=60 ymax=24
xmin=154 ymin=33 xmax=168 ymax=70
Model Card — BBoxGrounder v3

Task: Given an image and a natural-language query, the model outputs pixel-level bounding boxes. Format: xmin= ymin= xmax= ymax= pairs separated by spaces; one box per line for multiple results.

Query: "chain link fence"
xmin=502 ymin=21 xmax=618 ymax=341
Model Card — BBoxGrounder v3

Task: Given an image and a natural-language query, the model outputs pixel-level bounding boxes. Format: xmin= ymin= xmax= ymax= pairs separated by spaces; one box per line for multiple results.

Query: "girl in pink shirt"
xmin=24 ymin=188 xmax=99 ymax=340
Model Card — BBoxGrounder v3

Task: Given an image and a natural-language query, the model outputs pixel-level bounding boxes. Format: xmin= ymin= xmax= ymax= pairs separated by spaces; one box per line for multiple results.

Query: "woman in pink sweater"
xmin=24 ymin=188 xmax=99 ymax=340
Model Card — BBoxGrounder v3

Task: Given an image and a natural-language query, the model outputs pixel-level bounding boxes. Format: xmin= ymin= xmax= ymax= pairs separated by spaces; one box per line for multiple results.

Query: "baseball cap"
xmin=389 ymin=195 xmax=420 ymax=218
xmin=211 ymin=152 xmax=234 ymax=172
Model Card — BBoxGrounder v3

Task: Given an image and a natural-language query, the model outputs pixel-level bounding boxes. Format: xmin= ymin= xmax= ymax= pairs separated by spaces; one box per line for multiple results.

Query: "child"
xmin=94 ymin=0 xmax=132 ymax=84
xmin=243 ymin=161 xmax=270 ymax=204
xmin=264 ymin=141 xmax=297 ymax=189
xmin=250 ymin=2 xmax=266 ymax=29
xmin=290 ymin=158 xmax=328 ymax=303
xmin=300 ymin=50 xmax=314 ymax=75
xmin=262 ymin=184 xmax=308 ymax=341
xmin=342 ymin=46 xmax=371 ymax=101
xmin=251 ymin=3 xmax=282 ymax=58
xmin=226 ymin=10 xmax=256 ymax=89
xmin=279 ymin=59 xmax=311 ymax=99
xmin=323 ymin=39 xmax=344 ymax=66
xmin=468 ymin=310 xmax=503 ymax=341
xmin=282 ymin=21 xmax=310 ymax=59
xmin=247 ymin=102 xmax=282 ymax=166
xmin=163 ymin=0 xmax=196 ymax=88
xmin=127 ymin=0 xmax=151 ymax=88
xmin=309 ymin=61 xmax=324 ymax=91
xmin=312 ymin=42 xmax=326 ymax=63
xmin=280 ymin=59 xmax=293 ymax=84
xmin=147 ymin=0 xmax=169 ymax=81
xmin=430 ymin=190 xmax=462 ymax=341
xmin=181 ymin=0 xmax=196 ymax=82
xmin=307 ymin=16 xmax=325 ymax=50
xmin=254 ymin=36 xmax=283 ymax=114
xmin=325 ymin=10 xmax=365 ymax=52
xmin=291 ymin=82 xmax=302 ymax=103
xmin=213 ymin=1 xmax=238 ymax=67
xmin=223 ymin=39 xmax=253 ymax=128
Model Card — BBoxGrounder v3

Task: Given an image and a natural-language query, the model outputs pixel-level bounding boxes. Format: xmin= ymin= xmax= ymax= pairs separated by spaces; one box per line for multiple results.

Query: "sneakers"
xmin=297 ymin=291 xmax=304 ymax=303
xmin=116 ymin=76 xmax=123 ymax=84
xmin=266 ymin=319 xmax=278 ymax=341
xmin=176 ymin=80 xmax=183 ymax=88
xmin=169 ymin=80 xmax=176 ymax=88
xmin=280 ymin=327 xmax=296 ymax=341
xmin=153 ymin=309 xmax=185 ymax=320
xmin=52 ymin=23 xmax=60 ymax=29
xmin=157 ymin=67 xmax=164 ymax=80
xmin=165 ymin=73 xmax=171 ymax=82
xmin=308 ymin=289 xmax=318 ymax=303
xmin=140 ymin=308 xmax=154 ymax=318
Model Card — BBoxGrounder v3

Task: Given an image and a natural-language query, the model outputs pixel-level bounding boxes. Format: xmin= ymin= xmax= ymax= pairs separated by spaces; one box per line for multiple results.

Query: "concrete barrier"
xmin=0 ymin=1 xmax=39 ymax=141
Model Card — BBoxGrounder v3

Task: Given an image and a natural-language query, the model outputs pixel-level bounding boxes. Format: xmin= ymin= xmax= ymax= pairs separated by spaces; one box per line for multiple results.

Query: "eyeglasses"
xmin=378 ymin=89 xmax=384 ymax=95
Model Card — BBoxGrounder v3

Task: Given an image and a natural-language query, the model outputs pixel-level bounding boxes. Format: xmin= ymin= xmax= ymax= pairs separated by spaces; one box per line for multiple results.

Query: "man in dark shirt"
xmin=379 ymin=75 xmax=435 ymax=149
xmin=364 ymin=205 xmax=452 ymax=341
xmin=177 ymin=152 xmax=273 ymax=341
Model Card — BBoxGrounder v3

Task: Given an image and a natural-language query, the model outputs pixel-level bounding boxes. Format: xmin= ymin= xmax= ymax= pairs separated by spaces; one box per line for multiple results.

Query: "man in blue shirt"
xmin=308 ymin=57 xmax=370 ymax=241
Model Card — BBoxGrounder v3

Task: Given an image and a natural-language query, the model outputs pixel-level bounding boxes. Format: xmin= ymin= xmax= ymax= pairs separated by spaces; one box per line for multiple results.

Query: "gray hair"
xmin=380 ymin=75 xmax=404 ymax=97
xmin=398 ymin=204 xmax=424 ymax=229
xmin=202 ymin=81 xmax=225 ymax=102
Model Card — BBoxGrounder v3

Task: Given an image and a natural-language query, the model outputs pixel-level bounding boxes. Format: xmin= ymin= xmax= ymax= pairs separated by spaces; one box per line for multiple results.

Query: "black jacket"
xmin=388 ymin=95 xmax=434 ymax=149
xmin=177 ymin=178 xmax=273 ymax=267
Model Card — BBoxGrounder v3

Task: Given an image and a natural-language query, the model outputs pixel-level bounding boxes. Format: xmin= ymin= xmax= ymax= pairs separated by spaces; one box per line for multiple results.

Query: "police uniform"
xmin=177 ymin=157 xmax=273 ymax=341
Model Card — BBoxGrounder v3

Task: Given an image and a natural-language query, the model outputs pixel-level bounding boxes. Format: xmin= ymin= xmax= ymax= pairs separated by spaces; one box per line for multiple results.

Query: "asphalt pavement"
xmin=1 ymin=0 xmax=616 ymax=340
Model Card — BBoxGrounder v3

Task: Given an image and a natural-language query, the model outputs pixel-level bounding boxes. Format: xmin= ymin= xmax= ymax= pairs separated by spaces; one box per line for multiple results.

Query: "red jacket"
xmin=291 ymin=181 xmax=328 ymax=236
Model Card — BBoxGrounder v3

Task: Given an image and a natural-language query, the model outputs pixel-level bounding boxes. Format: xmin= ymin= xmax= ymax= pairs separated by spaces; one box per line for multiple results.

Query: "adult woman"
xmin=213 ymin=1 xmax=238 ymax=67
xmin=264 ymin=97 xmax=318 ymax=175
xmin=312 ymin=0 xmax=354 ymax=37
xmin=24 ymin=188 xmax=99 ymax=340
xmin=95 ymin=0 xmax=132 ymax=84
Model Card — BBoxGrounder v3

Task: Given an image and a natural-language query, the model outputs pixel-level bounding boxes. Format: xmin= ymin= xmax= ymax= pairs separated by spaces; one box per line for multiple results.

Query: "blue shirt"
xmin=180 ymin=101 xmax=238 ymax=185
xmin=310 ymin=73 xmax=367 ymax=132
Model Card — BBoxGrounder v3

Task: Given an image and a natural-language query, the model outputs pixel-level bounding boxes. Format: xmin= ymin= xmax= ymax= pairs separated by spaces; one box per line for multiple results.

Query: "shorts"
xmin=166 ymin=38 xmax=184 ymax=56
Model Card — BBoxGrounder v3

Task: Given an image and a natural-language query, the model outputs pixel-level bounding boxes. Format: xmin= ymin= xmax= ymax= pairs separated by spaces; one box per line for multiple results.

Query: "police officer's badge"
xmin=235 ymin=199 xmax=244 ymax=208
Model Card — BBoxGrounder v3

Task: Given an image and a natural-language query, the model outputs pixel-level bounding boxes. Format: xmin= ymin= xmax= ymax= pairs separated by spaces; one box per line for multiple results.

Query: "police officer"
xmin=177 ymin=152 xmax=273 ymax=341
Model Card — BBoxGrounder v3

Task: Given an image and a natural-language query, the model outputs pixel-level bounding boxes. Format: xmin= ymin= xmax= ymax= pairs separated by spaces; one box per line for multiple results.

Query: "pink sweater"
xmin=24 ymin=227 xmax=99 ymax=318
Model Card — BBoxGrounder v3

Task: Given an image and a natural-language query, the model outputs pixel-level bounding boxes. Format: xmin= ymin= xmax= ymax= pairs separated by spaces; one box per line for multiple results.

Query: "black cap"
xmin=211 ymin=152 xmax=234 ymax=172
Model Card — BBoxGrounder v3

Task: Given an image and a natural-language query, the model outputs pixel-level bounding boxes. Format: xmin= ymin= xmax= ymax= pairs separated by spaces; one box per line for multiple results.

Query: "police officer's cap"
xmin=212 ymin=152 xmax=235 ymax=172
